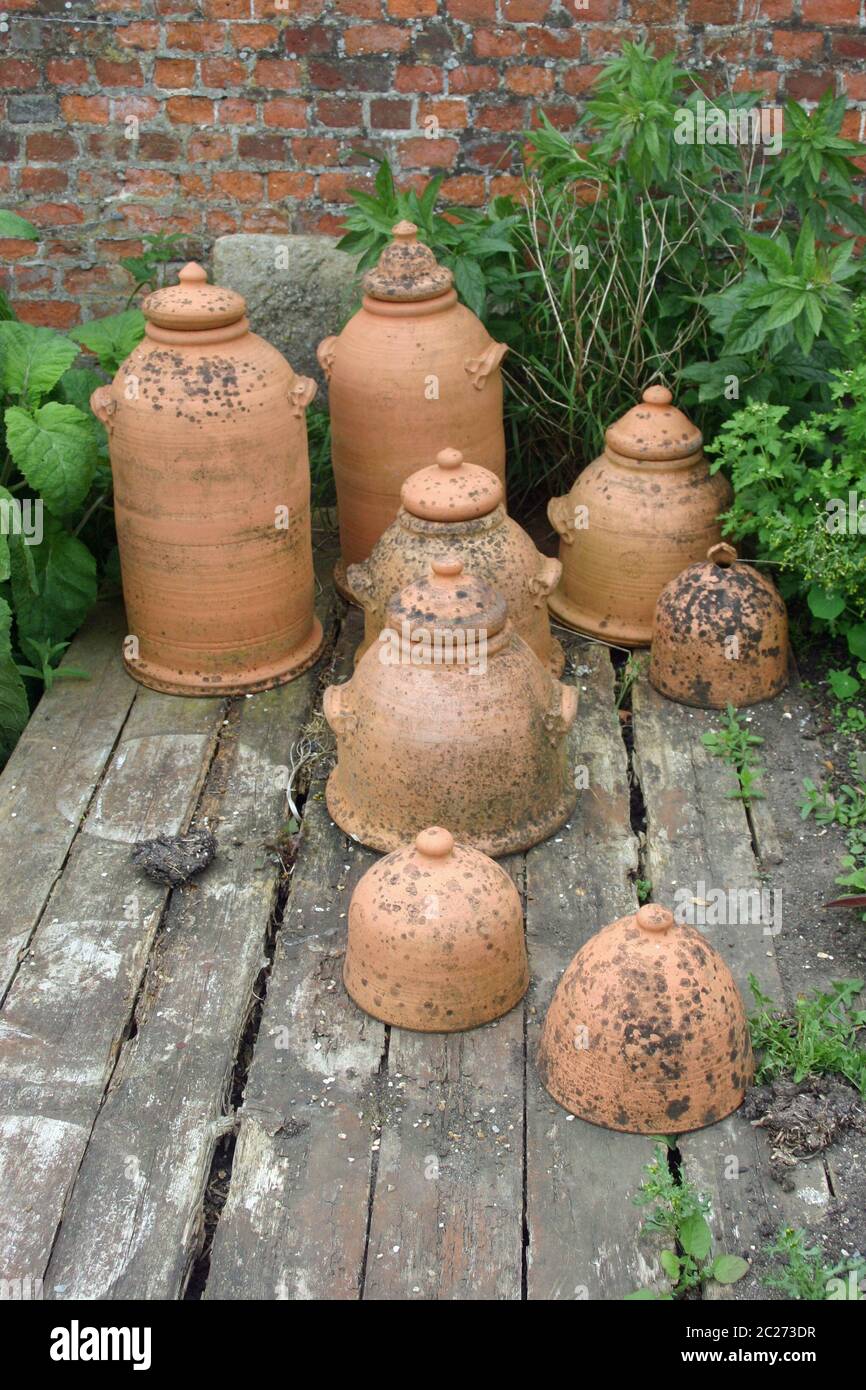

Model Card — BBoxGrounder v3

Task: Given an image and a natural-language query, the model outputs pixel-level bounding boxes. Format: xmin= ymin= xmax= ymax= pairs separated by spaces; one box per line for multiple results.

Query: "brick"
xmin=344 ymin=24 xmax=410 ymax=55
xmin=262 ymin=98 xmax=308 ymax=127
xmin=785 ymin=72 xmax=837 ymax=102
xmin=505 ymin=66 xmax=555 ymax=95
xmin=231 ymin=23 xmax=280 ymax=49
xmin=154 ymin=59 xmax=197 ymax=87
xmin=167 ymin=95 xmax=216 ymax=123
xmin=95 ymin=58 xmax=144 ymax=86
xmin=255 ymin=58 xmax=302 ymax=87
xmin=0 ymin=59 xmax=39 ymax=88
xmin=447 ymin=0 xmax=497 ymax=17
xmin=309 ymin=57 xmax=392 ymax=91
xmin=14 ymin=266 xmax=55 ymax=293
xmin=630 ymin=0 xmax=671 ymax=20
xmin=25 ymin=202 xmax=85 ymax=227
xmin=124 ymin=168 xmax=178 ymax=197
xmin=395 ymin=64 xmax=444 ymax=93
xmin=490 ymin=174 xmax=525 ymax=199
xmin=96 ymin=238 xmax=144 ymax=259
xmin=206 ymin=209 xmax=240 ymax=235
xmin=370 ymin=98 xmax=413 ymax=128
xmin=116 ymin=22 xmax=160 ymax=50
xmin=465 ymin=139 xmax=511 ymax=167
xmin=335 ymin=0 xmax=382 ymax=13
xmin=316 ymin=97 xmax=364 ymax=126
xmin=21 ymin=167 xmax=68 ymax=193
xmin=291 ymin=136 xmax=343 ymax=164
xmin=112 ymin=95 xmax=160 ymax=121
xmin=139 ymin=132 xmax=183 ymax=159
xmin=0 ymin=133 xmax=16 ymax=163
xmin=563 ymin=64 xmax=603 ymax=95
xmin=267 ymin=170 xmax=316 ymax=199
xmin=754 ymin=0 xmax=793 ymax=13
xmin=15 ymin=300 xmax=80 ymax=328
xmin=8 ymin=95 xmax=59 ymax=123
xmin=279 ymin=24 xmax=334 ymax=55
xmin=388 ymin=0 xmax=437 ymax=14
xmin=218 ymin=97 xmax=258 ymax=122
xmin=733 ymin=70 xmax=781 ymax=99
xmin=212 ymin=171 xmax=264 ymax=202
xmin=802 ymin=0 xmax=857 ymax=17
xmin=477 ymin=101 xmax=527 ymax=130
xmin=203 ymin=0 xmax=249 ymax=15
xmin=833 ymin=35 xmax=866 ymax=60
xmin=237 ymin=132 xmax=289 ymax=159
xmin=449 ymin=65 xmax=498 ymax=94
xmin=586 ymin=26 xmax=640 ymax=57
xmin=180 ymin=172 xmax=209 ymax=196
xmin=26 ymin=132 xmax=76 ymax=161
xmin=167 ymin=22 xmax=226 ymax=51
xmin=317 ymin=170 xmax=369 ymax=201
xmin=503 ymin=0 xmax=550 ymax=18
xmin=418 ymin=99 xmax=468 ymax=129
xmin=773 ymin=30 xmax=824 ymax=60
xmin=188 ymin=131 xmax=233 ymax=159
xmin=524 ymin=26 xmax=583 ymax=58
xmin=398 ymin=136 xmax=459 ymax=167
xmin=46 ymin=60 xmax=89 ymax=86
xmin=64 ymin=265 xmax=126 ymax=293
xmin=295 ymin=209 xmax=349 ymax=235
xmin=686 ymin=0 xmax=738 ymax=17
xmin=440 ymin=174 xmax=486 ymax=205
xmin=201 ymin=57 xmax=248 ymax=85
xmin=841 ymin=110 xmax=863 ymax=139
xmin=843 ymin=73 xmax=866 ymax=100
xmin=239 ymin=208 xmax=291 ymax=234
xmin=60 ymin=95 xmax=110 ymax=124
xmin=0 ymin=239 xmax=37 ymax=262
xmin=474 ymin=29 xmax=522 ymax=58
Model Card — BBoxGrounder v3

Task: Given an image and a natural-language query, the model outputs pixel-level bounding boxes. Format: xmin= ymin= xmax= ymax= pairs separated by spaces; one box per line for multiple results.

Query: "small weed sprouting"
xmin=615 ymin=652 xmax=648 ymax=711
xmin=801 ymin=777 xmax=866 ymax=922
xmin=701 ymin=704 xmax=765 ymax=805
xmin=763 ymin=1226 xmax=865 ymax=1300
xmin=748 ymin=976 xmax=866 ymax=1095
xmin=636 ymin=878 xmax=653 ymax=905
xmin=625 ymin=1144 xmax=749 ymax=1299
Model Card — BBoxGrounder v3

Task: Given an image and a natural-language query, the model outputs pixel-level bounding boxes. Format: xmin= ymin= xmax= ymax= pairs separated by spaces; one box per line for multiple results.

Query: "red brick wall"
xmin=2 ymin=0 xmax=865 ymax=327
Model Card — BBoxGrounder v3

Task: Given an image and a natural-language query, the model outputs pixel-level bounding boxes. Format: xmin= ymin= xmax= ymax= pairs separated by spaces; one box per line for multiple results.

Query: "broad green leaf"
xmin=70 ymin=309 xmax=145 ymax=374
xmin=807 ymin=585 xmax=846 ymax=621
xmin=660 ymin=1249 xmax=681 ymax=1280
xmin=0 ymin=597 xmax=29 ymax=761
xmin=9 ymin=520 xmax=96 ymax=646
xmin=5 ymin=403 xmax=97 ymax=516
xmin=828 ymin=668 xmax=860 ymax=701
xmin=0 ymin=287 xmax=16 ymax=322
xmin=0 ymin=322 xmax=79 ymax=405
xmin=55 ymin=367 xmax=110 ymax=449
xmin=452 ymin=256 xmax=486 ymax=317
xmin=743 ymin=232 xmax=792 ymax=278
xmin=846 ymin=625 xmax=866 ymax=661
xmin=678 ymin=1212 xmax=712 ymax=1262
xmin=0 ymin=210 xmax=38 ymax=240
xmin=623 ymin=1288 xmax=660 ymax=1300
xmin=711 ymin=1254 xmax=749 ymax=1285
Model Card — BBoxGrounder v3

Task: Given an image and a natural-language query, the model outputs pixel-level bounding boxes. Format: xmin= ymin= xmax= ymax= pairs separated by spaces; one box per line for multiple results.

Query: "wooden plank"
xmin=631 ymin=677 xmax=831 ymax=1299
xmin=525 ymin=642 xmax=664 ymax=1301
xmin=0 ymin=686 xmax=224 ymax=1284
xmin=0 ymin=602 xmax=136 ymax=1000
xmin=362 ymin=856 xmax=525 ymax=1302
xmin=205 ymin=608 xmax=387 ymax=1301
xmin=43 ymin=665 xmax=326 ymax=1300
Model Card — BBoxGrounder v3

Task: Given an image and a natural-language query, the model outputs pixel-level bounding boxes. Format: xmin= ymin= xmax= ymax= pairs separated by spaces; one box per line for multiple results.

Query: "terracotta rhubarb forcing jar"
xmin=92 ymin=263 xmax=322 ymax=695
xmin=344 ymin=826 xmax=529 ymax=1031
xmin=323 ymin=558 xmax=578 ymax=856
xmin=536 ymin=902 xmax=753 ymax=1134
xmin=317 ymin=222 xmax=508 ymax=597
xmin=547 ymin=386 xmax=732 ymax=647
xmin=650 ymin=543 xmax=789 ymax=708
xmin=348 ymin=447 xmax=564 ymax=674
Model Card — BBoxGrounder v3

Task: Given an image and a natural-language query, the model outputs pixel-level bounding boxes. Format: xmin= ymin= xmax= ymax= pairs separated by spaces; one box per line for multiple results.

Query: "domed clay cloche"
xmin=536 ymin=902 xmax=754 ymax=1134
xmin=344 ymin=826 xmax=529 ymax=1031
xmin=347 ymin=446 xmax=564 ymax=674
xmin=547 ymin=385 xmax=732 ymax=647
xmin=317 ymin=222 xmax=508 ymax=600
xmin=649 ymin=543 xmax=789 ymax=708
xmin=91 ymin=262 xmax=322 ymax=695
xmin=323 ymin=557 xmax=578 ymax=856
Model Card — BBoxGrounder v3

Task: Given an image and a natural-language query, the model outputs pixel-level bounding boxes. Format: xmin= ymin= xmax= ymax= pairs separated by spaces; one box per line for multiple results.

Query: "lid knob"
xmin=708 ymin=541 xmax=738 ymax=568
xmin=178 ymin=262 xmax=208 ymax=286
xmin=635 ymin=903 xmax=675 ymax=933
xmin=431 ymin=557 xmax=464 ymax=578
xmin=642 ymin=385 xmax=673 ymax=406
xmin=436 ymin=448 xmax=464 ymax=471
xmin=392 ymin=220 xmax=418 ymax=243
xmin=415 ymin=826 xmax=455 ymax=859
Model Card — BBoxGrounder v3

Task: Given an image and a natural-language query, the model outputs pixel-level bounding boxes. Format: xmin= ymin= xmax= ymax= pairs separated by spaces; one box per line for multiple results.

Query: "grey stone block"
xmin=212 ymin=233 xmax=361 ymax=399
xmin=8 ymin=95 xmax=58 ymax=123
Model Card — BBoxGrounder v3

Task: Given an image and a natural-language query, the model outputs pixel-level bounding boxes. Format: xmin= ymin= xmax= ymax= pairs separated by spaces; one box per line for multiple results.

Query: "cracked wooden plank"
xmin=631 ymin=677 xmax=831 ymax=1299
xmin=0 ymin=603 xmax=136 ymax=1000
xmin=524 ymin=641 xmax=661 ymax=1300
xmin=0 ymin=686 xmax=224 ymax=1285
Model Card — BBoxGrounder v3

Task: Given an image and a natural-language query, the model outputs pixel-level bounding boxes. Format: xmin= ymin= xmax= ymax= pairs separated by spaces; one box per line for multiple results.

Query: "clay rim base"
xmin=547 ymin=591 xmax=651 ymax=649
xmin=343 ymin=961 xmax=529 ymax=1033
xmin=538 ymin=1071 xmax=746 ymax=1136
xmin=548 ymin=635 xmax=566 ymax=678
xmin=123 ymin=618 xmax=326 ymax=696
xmin=334 ymin=557 xmax=362 ymax=606
xmin=648 ymin=669 xmax=789 ymax=711
xmin=326 ymin=773 xmax=577 ymax=857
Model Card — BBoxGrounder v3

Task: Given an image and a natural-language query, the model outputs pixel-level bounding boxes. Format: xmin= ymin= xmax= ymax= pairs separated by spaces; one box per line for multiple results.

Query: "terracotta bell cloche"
xmin=536 ymin=902 xmax=754 ymax=1134
xmin=323 ymin=558 xmax=578 ymax=856
xmin=344 ymin=826 xmax=529 ymax=1031
xmin=317 ymin=222 xmax=508 ymax=599
xmin=547 ymin=385 xmax=732 ymax=647
xmin=650 ymin=542 xmax=789 ymax=709
xmin=91 ymin=262 xmax=322 ymax=695
xmin=347 ymin=447 xmax=564 ymax=675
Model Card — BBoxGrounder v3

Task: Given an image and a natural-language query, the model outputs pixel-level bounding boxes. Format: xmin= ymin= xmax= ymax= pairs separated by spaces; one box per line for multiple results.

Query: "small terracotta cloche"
xmin=649 ymin=542 xmax=789 ymax=708
xmin=536 ymin=902 xmax=753 ymax=1134
xmin=347 ymin=447 xmax=564 ymax=674
xmin=344 ymin=826 xmax=529 ymax=1031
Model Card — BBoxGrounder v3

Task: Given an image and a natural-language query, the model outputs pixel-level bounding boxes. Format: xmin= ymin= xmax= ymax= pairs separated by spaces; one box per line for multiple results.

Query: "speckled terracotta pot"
xmin=536 ymin=902 xmax=753 ymax=1134
xmin=547 ymin=386 xmax=732 ymax=647
xmin=650 ymin=543 xmax=789 ymax=709
xmin=323 ymin=558 xmax=578 ymax=855
xmin=347 ymin=447 xmax=563 ymax=674
xmin=344 ymin=826 xmax=528 ymax=1031
xmin=317 ymin=222 xmax=508 ymax=598
xmin=91 ymin=262 xmax=322 ymax=695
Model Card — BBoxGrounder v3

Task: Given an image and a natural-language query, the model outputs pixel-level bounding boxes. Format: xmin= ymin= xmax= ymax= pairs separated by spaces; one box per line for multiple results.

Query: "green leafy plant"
xmin=119 ymin=231 xmax=186 ymax=306
xmin=701 ymin=705 xmax=765 ymax=804
xmin=748 ymin=976 xmax=866 ymax=1095
xmin=615 ymin=651 xmax=648 ymax=710
xmin=0 ymin=212 xmax=38 ymax=321
xmin=763 ymin=1225 xmax=865 ymax=1300
xmin=801 ymin=777 xmax=866 ymax=922
xmin=626 ymin=1144 xmax=749 ymax=1298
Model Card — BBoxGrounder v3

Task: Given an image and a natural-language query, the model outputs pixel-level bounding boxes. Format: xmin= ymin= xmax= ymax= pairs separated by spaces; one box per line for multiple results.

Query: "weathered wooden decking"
xmin=0 ymin=547 xmax=850 ymax=1300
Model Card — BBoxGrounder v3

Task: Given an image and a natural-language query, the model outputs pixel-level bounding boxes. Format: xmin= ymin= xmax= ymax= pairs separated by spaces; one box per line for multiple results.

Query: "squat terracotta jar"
xmin=547 ymin=386 xmax=732 ymax=647
xmin=650 ymin=542 xmax=789 ymax=708
xmin=318 ymin=222 xmax=508 ymax=598
xmin=323 ymin=558 xmax=578 ymax=856
xmin=536 ymin=902 xmax=753 ymax=1134
xmin=347 ymin=447 xmax=563 ymax=674
xmin=92 ymin=262 xmax=322 ymax=694
xmin=344 ymin=826 xmax=528 ymax=1031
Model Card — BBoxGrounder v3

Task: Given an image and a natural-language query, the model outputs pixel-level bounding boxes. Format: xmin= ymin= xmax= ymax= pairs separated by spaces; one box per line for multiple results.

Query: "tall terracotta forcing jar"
xmin=547 ymin=386 xmax=732 ymax=647
xmin=92 ymin=262 xmax=323 ymax=695
xmin=318 ymin=221 xmax=508 ymax=598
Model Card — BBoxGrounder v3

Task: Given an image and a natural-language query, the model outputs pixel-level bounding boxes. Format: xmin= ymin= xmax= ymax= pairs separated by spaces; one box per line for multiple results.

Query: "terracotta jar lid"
xmin=143 ymin=262 xmax=246 ymax=331
xmin=536 ymin=901 xmax=754 ymax=1134
xmin=605 ymin=385 xmax=703 ymax=463
xmin=343 ymin=825 xmax=529 ymax=1031
xmin=362 ymin=221 xmax=454 ymax=302
xmin=384 ymin=557 xmax=508 ymax=641
xmin=400 ymin=447 xmax=504 ymax=521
